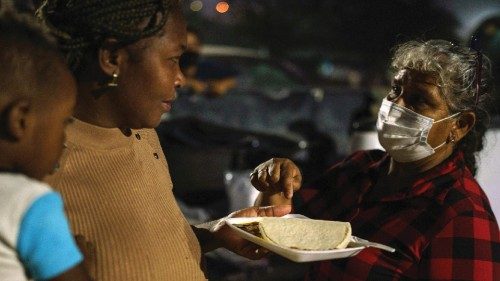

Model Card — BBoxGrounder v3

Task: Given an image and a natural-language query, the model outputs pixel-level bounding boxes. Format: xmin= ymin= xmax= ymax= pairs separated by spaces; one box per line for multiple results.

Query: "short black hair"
xmin=0 ymin=4 xmax=65 ymax=101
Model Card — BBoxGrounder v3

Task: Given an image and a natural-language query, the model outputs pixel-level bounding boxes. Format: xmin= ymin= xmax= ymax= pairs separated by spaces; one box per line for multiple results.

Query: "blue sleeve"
xmin=17 ymin=192 xmax=83 ymax=280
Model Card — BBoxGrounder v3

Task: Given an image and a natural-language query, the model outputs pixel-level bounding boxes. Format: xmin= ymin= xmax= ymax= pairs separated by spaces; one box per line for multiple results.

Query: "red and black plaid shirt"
xmin=293 ymin=150 xmax=500 ymax=281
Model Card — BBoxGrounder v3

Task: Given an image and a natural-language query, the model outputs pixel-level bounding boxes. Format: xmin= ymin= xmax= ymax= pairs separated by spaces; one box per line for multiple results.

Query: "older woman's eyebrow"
xmin=414 ymin=79 xmax=439 ymax=87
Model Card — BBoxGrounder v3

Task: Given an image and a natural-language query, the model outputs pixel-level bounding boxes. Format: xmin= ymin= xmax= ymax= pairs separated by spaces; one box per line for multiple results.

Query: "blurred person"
xmin=0 ymin=4 xmax=90 ymax=280
xmin=35 ymin=1 xmax=290 ymax=280
xmin=179 ymin=27 xmax=240 ymax=98
xmin=179 ymin=26 xmax=207 ymax=95
xmin=195 ymin=60 xmax=240 ymax=98
xmin=186 ymin=26 xmax=202 ymax=53
xmin=251 ymin=40 xmax=500 ymax=280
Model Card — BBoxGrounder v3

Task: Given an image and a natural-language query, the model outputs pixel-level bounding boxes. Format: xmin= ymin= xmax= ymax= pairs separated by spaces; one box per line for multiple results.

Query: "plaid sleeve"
xmin=419 ymin=213 xmax=500 ymax=280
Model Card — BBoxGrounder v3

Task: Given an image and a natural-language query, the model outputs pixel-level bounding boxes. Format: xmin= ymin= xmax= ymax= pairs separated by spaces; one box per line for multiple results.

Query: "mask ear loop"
xmin=434 ymin=113 xmax=461 ymax=149
xmin=433 ymin=112 xmax=461 ymax=124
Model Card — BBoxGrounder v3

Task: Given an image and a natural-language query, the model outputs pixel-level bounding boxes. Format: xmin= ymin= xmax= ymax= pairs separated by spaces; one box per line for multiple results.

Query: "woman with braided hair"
xmin=36 ymin=1 xmax=290 ymax=280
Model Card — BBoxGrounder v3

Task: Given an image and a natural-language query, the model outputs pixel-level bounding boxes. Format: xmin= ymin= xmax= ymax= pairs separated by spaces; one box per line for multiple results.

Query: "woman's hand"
xmin=250 ymin=158 xmax=302 ymax=200
xmin=214 ymin=205 xmax=292 ymax=259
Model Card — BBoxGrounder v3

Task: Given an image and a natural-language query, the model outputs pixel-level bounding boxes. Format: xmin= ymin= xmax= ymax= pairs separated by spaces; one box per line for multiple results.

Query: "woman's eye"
xmin=391 ymin=85 xmax=402 ymax=94
xmin=387 ymin=85 xmax=402 ymax=100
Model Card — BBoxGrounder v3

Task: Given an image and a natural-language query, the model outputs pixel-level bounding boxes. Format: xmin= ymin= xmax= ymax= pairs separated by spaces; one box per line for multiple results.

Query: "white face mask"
xmin=376 ymin=98 xmax=460 ymax=163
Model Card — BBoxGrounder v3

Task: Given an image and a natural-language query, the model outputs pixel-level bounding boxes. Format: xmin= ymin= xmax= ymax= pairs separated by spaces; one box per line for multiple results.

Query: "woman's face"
xmin=387 ymin=69 xmax=455 ymax=150
xmin=112 ymin=9 xmax=187 ymax=129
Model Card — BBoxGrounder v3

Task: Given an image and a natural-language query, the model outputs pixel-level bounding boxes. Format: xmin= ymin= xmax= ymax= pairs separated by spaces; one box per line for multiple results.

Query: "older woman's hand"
xmin=250 ymin=158 xmax=302 ymax=199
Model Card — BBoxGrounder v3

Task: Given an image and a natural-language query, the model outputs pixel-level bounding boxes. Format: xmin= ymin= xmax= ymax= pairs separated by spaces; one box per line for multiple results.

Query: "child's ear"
xmin=1 ymin=99 xmax=33 ymax=141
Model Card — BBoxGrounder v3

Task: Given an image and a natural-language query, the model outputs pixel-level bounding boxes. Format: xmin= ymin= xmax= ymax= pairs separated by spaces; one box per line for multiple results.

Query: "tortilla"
xmin=258 ymin=217 xmax=351 ymax=250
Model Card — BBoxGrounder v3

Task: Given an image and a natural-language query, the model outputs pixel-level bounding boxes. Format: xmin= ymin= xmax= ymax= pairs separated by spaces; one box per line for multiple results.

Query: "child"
xmin=0 ymin=4 xmax=90 ymax=281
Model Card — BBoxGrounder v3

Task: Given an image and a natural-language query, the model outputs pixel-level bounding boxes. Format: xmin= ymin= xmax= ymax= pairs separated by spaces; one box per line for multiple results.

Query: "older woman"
xmin=35 ymin=1 xmax=289 ymax=280
xmin=251 ymin=40 xmax=500 ymax=280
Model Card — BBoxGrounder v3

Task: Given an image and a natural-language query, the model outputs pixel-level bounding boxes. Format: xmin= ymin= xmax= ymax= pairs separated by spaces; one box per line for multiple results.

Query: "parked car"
xmin=198 ymin=44 xmax=310 ymax=94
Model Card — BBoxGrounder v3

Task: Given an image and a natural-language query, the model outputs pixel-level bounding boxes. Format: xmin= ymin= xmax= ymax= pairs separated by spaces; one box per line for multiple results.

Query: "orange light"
xmin=215 ymin=1 xmax=229 ymax=14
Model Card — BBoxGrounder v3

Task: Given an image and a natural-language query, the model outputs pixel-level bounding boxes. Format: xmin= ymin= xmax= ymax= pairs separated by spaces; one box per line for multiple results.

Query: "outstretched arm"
xmin=193 ymin=205 xmax=292 ymax=259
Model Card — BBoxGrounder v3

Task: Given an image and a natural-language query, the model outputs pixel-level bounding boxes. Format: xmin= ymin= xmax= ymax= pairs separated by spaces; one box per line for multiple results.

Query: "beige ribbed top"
xmin=45 ymin=119 xmax=206 ymax=281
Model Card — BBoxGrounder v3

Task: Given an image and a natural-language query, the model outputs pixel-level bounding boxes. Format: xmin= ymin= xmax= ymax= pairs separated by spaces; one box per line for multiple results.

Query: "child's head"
xmin=0 ymin=6 xmax=77 ymax=180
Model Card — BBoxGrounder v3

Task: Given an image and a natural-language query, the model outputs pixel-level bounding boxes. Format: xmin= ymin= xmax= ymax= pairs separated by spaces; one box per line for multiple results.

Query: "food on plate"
xmin=236 ymin=217 xmax=351 ymax=250
xmin=236 ymin=222 xmax=262 ymax=238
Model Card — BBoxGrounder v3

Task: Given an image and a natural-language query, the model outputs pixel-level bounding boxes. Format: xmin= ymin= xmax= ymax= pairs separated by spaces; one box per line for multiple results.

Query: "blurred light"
xmin=215 ymin=1 xmax=229 ymax=14
xmin=485 ymin=23 xmax=497 ymax=36
xmin=190 ymin=0 xmax=203 ymax=12
xmin=298 ymin=141 xmax=308 ymax=149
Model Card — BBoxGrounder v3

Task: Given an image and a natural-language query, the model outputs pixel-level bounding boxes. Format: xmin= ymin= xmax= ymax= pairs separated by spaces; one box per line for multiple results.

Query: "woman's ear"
xmin=452 ymin=111 xmax=476 ymax=143
xmin=1 ymin=99 xmax=32 ymax=141
xmin=98 ymin=38 xmax=125 ymax=77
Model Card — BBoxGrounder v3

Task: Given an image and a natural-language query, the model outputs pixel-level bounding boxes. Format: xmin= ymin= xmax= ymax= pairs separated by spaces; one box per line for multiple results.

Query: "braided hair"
xmin=392 ymin=40 xmax=495 ymax=175
xmin=36 ymin=0 xmax=180 ymax=73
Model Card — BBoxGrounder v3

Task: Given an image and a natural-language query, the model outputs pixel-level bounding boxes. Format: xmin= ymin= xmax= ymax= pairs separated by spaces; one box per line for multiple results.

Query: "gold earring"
xmin=107 ymin=71 xmax=119 ymax=87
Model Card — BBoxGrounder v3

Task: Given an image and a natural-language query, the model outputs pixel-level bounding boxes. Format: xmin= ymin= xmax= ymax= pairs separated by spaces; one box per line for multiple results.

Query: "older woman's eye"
xmin=391 ymin=85 xmax=402 ymax=94
xmin=387 ymin=85 xmax=402 ymax=100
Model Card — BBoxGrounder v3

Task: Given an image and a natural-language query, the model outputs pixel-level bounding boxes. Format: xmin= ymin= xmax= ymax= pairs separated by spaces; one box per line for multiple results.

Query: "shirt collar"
xmin=365 ymin=151 xmax=466 ymax=203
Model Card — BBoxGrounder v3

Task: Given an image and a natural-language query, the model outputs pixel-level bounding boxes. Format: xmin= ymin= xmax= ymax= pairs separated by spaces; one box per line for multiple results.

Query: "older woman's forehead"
xmin=394 ymin=69 xmax=439 ymax=86
xmin=395 ymin=69 xmax=450 ymax=108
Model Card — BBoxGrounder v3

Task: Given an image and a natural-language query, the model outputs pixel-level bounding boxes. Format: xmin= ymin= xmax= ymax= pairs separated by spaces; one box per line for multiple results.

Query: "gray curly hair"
xmin=391 ymin=39 xmax=495 ymax=175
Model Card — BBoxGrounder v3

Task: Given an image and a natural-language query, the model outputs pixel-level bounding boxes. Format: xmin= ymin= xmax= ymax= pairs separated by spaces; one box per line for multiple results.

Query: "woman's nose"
xmin=387 ymin=89 xmax=404 ymax=106
xmin=175 ymin=69 xmax=186 ymax=89
xmin=388 ymin=90 xmax=406 ymax=107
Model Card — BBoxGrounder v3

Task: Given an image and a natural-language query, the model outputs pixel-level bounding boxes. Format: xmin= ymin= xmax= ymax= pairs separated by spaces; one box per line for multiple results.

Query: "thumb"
xmin=258 ymin=204 xmax=292 ymax=217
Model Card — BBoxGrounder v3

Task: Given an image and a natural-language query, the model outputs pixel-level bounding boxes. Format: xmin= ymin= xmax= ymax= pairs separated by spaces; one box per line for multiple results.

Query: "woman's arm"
xmin=419 ymin=214 xmax=500 ymax=280
xmin=193 ymin=205 xmax=292 ymax=258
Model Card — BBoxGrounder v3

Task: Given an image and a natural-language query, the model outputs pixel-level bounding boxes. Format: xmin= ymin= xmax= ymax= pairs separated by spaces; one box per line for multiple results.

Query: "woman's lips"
xmin=161 ymin=101 xmax=173 ymax=112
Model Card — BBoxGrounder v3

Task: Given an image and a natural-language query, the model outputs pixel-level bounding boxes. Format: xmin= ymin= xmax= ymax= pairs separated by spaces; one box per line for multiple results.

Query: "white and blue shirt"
xmin=0 ymin=173 xmax=83 ymax=281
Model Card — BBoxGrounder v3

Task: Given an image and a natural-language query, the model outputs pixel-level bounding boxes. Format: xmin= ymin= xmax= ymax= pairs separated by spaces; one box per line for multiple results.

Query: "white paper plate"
xmin=226 ymin=214 xmax=366 ymax=263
